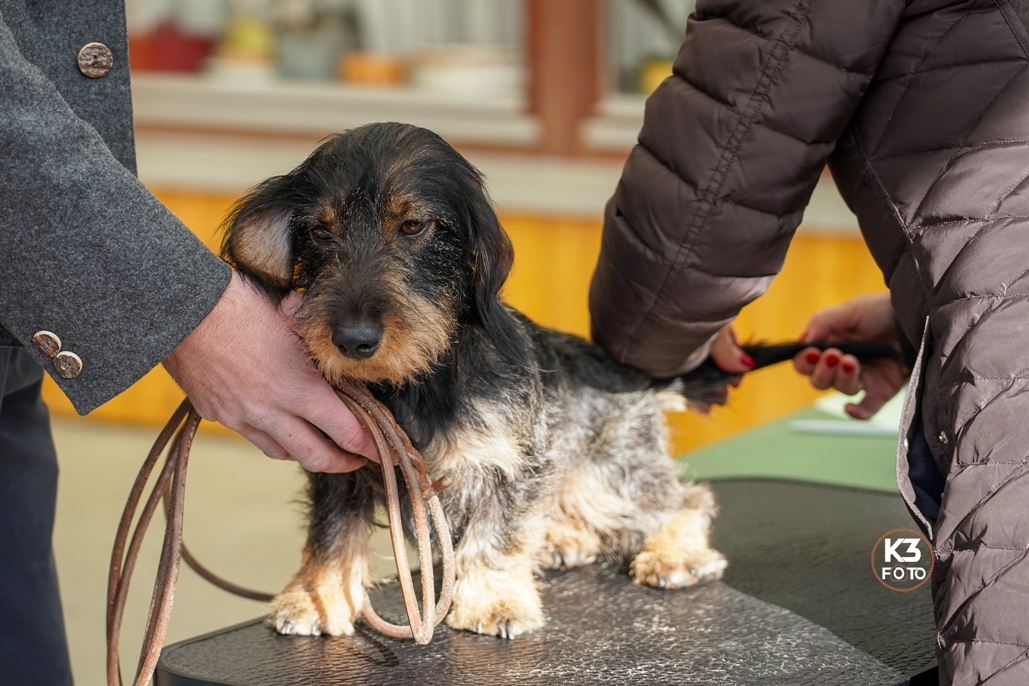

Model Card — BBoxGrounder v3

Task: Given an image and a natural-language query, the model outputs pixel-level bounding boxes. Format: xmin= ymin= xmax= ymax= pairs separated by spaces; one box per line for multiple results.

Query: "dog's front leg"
xmin=269 ymin=472 xmax=375 ymax=636
xmin=443 ymin=482 xmax=545 ymax=639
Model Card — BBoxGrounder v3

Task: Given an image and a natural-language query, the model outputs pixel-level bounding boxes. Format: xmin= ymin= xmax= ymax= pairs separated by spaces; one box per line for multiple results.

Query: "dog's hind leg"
xmin=631 ymin=482 xmax=727 ymax=589
xmin=268 ymin=471 xmax=377 ymax=636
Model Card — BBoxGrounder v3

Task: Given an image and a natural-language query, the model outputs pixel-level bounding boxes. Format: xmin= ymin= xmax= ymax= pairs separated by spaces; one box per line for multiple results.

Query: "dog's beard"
xmin=298 ymin=293 xmax=456 ymax=386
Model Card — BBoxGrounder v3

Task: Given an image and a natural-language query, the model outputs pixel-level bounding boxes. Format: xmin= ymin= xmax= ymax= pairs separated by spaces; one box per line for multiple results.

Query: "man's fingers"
xmin=271 ymin=416 xmax=368 ymax=473
xmin=302 ymin=386 xmax=378 ymax=461
xmin=237 ymin=425 xmax=293 ymax=462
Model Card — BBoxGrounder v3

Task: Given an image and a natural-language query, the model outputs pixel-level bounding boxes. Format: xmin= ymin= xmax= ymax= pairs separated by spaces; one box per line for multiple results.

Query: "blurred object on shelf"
xmin=276 ymin=0 xmax=360 ymax=81
xmin=129 ymin=20 xmax=214 ymax=73
xmin=410 ymin=45 xmax=524 ymax=98
xmin=338 ymin=52 xmax=406 ymax=86
xmin=609 ymin=0 xmax=693 ymax=94
xmin=357 ymin=0 xmax=522 ymax=55
xmin=639 ymin=57 xmax=673 ymax=95
xmin=208 ymin=0 xmax=276 ymax=84
xmin=126 ymin=0 xmax=225 ymax=73
xmin=129 ymin=0 xmax=527 ymax=94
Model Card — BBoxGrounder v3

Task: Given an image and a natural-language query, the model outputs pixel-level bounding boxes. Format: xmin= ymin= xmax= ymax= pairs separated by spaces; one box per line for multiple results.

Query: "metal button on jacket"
xmin=77 ymin=42 xmax=113 ymax=78
xmin=54 ymin=351 xmax=83 ymax=379
xmin=31 ymin=330 xmax=62 ymax=358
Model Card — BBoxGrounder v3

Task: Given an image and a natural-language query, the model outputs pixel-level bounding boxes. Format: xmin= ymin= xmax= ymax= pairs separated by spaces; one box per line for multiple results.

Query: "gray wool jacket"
xmin=0 ymin=0 xmax=230 ymax=414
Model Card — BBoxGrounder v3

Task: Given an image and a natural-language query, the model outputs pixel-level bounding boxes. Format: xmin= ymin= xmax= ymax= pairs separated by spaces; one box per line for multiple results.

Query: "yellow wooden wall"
xmin=42 ymin=189 xmax=886 ymax=454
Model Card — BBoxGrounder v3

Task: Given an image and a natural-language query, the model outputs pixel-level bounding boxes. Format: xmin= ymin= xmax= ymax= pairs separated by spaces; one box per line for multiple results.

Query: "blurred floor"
xmin=51 ymin=415 xmax=394 ymax=686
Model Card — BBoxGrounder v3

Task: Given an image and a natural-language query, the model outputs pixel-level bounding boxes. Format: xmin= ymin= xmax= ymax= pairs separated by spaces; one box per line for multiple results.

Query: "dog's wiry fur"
xmin=222 ymin=123 xmax=726 ymax=640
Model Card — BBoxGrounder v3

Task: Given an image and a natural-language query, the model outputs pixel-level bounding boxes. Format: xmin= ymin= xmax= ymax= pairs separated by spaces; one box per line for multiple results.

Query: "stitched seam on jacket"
xmin=936 ymin=542 xmax=1029 ymax=638
xmin=622 ymin=0 xmax=813 ymax=356
xmin=680 ymin=74 xmax=834 ymax=146
xmin=637 ymin=146 xmax=794 ymax=219
xmin=942 ymin=638 xmax=1029 ymax=647
xmin=911 ymin=63 xmax=1029 ymax=220
xmin=936 ymin=546 xmax=1029 ymax=607
xmin=868 ymin=9 xmax=976 ymax=157
xmin=989 ymin=165 xmax=1029 ymax=216
xmin=849 ymin=127 xmax=932 ymax=299
xmin=875 ymin=138 xmax=1029 ymax=163
xmin=931 ymin=272 xmax=1029 ymax=310
xmin=871 ymin=57 xmax=1026 ymax=84
xmin=953 ymin=544 xmax=1029 ymax=551
xmin=708 ymin=15 xmax=873 ymax=76
xmin=917 ymin=213 xmax=1029 ymax=228
xmin=925 ymin=220 xmax=995 ymax=294
xmin=994 ymin=0 xmax=1029 ymax=59
xmin=942 ymin=451 xmax=1029 ymax=539
xmin=978 ymin=648 xmax=1029 ymax=683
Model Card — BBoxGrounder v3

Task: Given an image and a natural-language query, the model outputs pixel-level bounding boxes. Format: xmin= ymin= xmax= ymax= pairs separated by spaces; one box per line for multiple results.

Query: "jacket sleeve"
xmin=589 ymin=0 xmax=906 ymax=377
xmin=0 ymin=13 xmax=230 ymax=413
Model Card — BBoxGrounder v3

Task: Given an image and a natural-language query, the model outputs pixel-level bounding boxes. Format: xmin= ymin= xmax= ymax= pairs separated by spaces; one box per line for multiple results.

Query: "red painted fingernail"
xmin=806 ymin=352 xmax=820 ymax=365
xmin=740 ymin=353 xmax=755 ymax=368
xmin=825 ymin=353 xmax=840 ymax=368
xmin=841 ymin=361 xmax=855 ymax=373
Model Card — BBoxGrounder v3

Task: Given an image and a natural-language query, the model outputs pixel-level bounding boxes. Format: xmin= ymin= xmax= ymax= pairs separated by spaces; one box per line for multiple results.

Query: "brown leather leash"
xmin=106 ymin=381 xmax=455 ymax=686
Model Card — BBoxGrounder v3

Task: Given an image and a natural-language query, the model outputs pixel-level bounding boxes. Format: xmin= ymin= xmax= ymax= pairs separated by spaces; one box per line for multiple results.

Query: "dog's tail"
xmin=657 ymin=341 xmax=901 ymax=407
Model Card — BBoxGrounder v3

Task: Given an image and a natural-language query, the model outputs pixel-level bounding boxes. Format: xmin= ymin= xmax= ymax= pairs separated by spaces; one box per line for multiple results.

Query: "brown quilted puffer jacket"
xmin=590 ymin=1 xmax=1029 ymax=684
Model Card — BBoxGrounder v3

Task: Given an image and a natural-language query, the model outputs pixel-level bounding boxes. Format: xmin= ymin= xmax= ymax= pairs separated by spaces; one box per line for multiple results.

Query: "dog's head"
xmin=222 ymin=122 xmax=517 ymax=386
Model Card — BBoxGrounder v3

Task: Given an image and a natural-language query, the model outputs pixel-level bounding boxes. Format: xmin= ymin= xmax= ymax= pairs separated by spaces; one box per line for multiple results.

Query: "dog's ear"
xmin=221 ymin=174 xmax=299 ymax=296
xmin=465 ymin=181 xmax=529 ymax=367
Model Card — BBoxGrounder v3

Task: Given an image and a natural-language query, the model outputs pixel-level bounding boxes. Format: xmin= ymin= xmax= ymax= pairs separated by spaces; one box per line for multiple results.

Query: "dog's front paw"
xmin=631 ymin=546 xmax=727 ymax=589
xmin=446 ymin=565 xmax=544 ymax=639
xmin=267 ymin=570 xmax=364 ymax=636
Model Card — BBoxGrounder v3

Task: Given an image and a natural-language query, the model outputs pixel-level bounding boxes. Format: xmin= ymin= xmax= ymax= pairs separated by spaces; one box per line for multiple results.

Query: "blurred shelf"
xmin=130 ymin=72 xmax=541 ymax=147
xmin=134 ymin=128 xmax=624 ymax=218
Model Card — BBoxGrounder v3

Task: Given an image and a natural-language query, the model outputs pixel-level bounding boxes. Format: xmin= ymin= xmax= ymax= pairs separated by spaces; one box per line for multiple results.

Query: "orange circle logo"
xmin=871 ymin=528 xmax=935 ymax=592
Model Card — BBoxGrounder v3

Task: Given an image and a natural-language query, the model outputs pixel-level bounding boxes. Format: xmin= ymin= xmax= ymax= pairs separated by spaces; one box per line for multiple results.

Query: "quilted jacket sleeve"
xmin=0 ymin=11 xmax=230 ymax=413
xmin=589 ymin=0 xmax=907 ymax=377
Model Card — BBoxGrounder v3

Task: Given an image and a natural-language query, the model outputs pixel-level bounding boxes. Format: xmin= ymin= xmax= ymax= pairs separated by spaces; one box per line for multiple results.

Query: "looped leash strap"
xmin=106 ymin=385 xmax=455 ymax=686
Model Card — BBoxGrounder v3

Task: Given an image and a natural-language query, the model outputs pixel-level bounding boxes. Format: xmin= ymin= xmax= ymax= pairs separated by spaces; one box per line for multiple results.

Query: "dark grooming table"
xmin=156 ymin=479 xmax=938 ymax=686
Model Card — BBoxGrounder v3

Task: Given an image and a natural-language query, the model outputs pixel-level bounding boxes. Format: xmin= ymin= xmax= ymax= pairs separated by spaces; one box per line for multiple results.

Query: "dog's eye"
xmin=399 ymin=219 xmax=429 ymax=237
xmin=310 ymin=228 xmax=335 ymax=243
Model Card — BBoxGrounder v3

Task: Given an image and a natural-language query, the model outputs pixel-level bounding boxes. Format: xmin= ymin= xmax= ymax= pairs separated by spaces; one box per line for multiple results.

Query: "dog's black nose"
xmin=332 ymin=322 xmax=383 ymax=359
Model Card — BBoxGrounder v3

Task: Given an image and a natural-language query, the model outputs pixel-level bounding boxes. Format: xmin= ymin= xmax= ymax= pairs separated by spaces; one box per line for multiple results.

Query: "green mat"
xmin=679 ymin=404 xmax=899 ymax=493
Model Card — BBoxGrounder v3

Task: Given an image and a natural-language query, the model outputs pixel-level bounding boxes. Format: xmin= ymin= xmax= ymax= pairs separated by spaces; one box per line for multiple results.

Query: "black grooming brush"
xmin=674 ymin=341 xmax=901 ymax=405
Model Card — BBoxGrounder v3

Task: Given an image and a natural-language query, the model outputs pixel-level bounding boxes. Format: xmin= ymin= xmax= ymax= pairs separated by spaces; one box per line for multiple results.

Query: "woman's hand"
xmin=692 ymin=324 xmax=754 ymax=412
xmin=792 ymin=293 xmax=908 ymax=420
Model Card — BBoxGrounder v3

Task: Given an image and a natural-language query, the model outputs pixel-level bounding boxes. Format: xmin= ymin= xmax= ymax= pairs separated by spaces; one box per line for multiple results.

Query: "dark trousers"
xmin=0 ymin=348 xmax=73 ymax=685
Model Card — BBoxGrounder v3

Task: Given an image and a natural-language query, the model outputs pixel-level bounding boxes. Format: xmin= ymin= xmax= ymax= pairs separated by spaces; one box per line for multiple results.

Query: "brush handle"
xmin=679 ymin=340 xmax=900 ymax=386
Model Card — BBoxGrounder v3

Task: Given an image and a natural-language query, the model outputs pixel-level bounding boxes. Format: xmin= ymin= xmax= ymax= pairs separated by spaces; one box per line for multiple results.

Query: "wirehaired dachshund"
xmin=221 ymin=122 xmax=727 ymax=639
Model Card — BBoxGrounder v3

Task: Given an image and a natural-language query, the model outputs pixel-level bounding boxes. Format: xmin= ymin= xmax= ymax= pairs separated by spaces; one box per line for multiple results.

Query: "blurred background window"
xmin=607 ymin=0 xmax=694 ymax=96
xmin=125 ymin=0 xmax=525 ymax=98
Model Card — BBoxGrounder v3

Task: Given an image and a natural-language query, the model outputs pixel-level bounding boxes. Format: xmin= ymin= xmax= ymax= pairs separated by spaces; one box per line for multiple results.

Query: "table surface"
xmin=156 ymin=479 xmax=936 ymax=686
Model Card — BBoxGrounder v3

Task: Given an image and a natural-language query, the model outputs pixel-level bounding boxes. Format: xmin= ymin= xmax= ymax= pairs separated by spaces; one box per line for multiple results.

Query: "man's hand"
xmin=792 ymin=293 xmax=908 ymax=420
xmin=163 ymin=272 xmax=375 ymax=472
